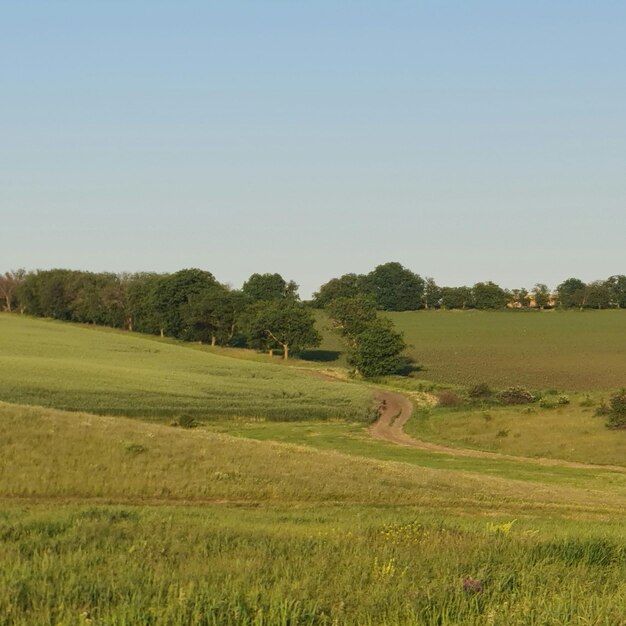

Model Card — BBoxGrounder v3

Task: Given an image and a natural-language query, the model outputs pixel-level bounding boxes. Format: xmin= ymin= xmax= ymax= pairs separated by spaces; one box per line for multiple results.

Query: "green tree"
xmin=440 ymin=286 xmax=473 ymax=309
xmin=557 ymin=278 xmax=586 ymax=309
xmin=472 ymin=282 xmax=507 ymax=310
xmin=363 ymin=262 xmax=424 ymax=311
xmin=350 ymin=318 xmax=406 ymax=377
xmin=242 ymin=273 xmax=298 ymax=302
xmin=607 ymin=275 xmax=626 ymax=308
xmin=241 ymin=300 xmax=320 ymax=359
xmin=0 ymin=269 xmax=26 ymax=312
xmin=532 ymin=283 xmax=551 ymax=309
xmin=422 ymin=277 xmax=441 ymax=309
xmin=326 ymin=295 xmax=377 ymax=344
xmin=183 ymin=287 xmax=246 ymax=346
xmin=154 ymin=269 xmax=219 ymax=337
xmin=584 ymin=281 xmax=611 ymax=309
xmin=312 ymin=273 xmax=367 ymax=308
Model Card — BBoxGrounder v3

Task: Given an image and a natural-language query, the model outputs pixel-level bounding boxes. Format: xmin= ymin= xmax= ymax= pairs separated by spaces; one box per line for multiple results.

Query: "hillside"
xmin=0 ymin=314 xmax=372 ymax=421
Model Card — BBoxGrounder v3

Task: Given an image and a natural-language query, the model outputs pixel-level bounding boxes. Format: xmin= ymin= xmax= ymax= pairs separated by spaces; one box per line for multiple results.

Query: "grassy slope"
xmin=2 ymin=314 xmax=626 ymax=624
xmin=0 ymin=314 xmax=372 ymax=421
xmin=315 ymin=309 xmax=626 ymax=391
xmin=2 ymin=402 xmax=626 ymax=625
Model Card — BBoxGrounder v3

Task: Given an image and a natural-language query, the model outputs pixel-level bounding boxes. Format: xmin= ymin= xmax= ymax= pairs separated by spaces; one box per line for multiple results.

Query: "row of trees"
xmin=0 ymin=268 xmax=320 ymax=360
xmin=312 ymin=263 xmax=626 ymax=311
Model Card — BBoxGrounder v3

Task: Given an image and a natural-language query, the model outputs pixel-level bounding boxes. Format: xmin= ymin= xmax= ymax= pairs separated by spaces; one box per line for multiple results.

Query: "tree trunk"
xmin=211 ymin=335 xmax=217 ymax=347
xmin=283 ymin=344 xmax=289 ymax=360
xmin=268 ymin=349 xmax=274 ymax=357
xmin=160 ymin=327 xmax=164 ymax=338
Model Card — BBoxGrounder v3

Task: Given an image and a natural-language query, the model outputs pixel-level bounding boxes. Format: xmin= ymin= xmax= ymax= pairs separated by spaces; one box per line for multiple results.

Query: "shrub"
xmin=595 ymin=401 xmax=611 ymax=417
xmin=436 ymin=390 xmax=461 ymax=407
xmin=468 ymin=383 xmax=492 ymax=399
xmin=497 ymin=386 xmax=535 ymax=405
xmin=606 ymin=389 xmax=626 ymax=429
xmin=175 ymin=414 xmax=198 ymax=429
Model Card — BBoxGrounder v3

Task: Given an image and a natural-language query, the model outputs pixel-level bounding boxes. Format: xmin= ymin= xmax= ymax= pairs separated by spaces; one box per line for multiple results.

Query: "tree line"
xmin=1 ymin=263 xmax=625 ymax=377
xmin=312 ymin=262 xmax=626 ymax=311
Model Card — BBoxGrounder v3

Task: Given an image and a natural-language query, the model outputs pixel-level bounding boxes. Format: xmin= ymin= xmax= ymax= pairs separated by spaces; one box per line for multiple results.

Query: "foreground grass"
xmin=0 ymin=314 xmax=372 ymax=421
xmin=2 ymin=402 xmax=626 ymax=625
xmin=2 ymin=504 xmax=626 ymax=626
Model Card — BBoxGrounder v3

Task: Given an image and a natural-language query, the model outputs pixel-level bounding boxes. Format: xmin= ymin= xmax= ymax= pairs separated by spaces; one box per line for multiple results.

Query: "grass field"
xmin=2 ymin=402 xmax=626 ymax=625
xmin=0 ymin=314 xmax=372 ymax=421
xmin=316 ymin=309 xmax=626 ymax=391
xmin=2 ymin=314 xmax=626 ymax=624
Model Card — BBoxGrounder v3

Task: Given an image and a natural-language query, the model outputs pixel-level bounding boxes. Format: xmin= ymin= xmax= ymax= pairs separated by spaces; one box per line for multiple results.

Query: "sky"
xmin=2 ymin=1 xmax=625 ymax=297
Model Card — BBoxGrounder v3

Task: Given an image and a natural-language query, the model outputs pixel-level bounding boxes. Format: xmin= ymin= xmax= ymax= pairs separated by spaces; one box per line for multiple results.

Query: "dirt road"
xmin=369 ymin=390 xmax=626 ymax=473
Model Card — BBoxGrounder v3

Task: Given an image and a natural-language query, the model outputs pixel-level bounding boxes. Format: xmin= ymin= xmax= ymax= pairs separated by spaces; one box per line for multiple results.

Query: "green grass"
xmin=3 ymin=312 xmax=626 ymax=624
xmin=0 ymin=314 xmax=372 ymax=421
xmin=1 ymin=402 xmax=626 ymax=625
xmin=316 ymin=309 xmax=626 ymax=391
xmin=405 ymin=396 xmax=626 ymax=466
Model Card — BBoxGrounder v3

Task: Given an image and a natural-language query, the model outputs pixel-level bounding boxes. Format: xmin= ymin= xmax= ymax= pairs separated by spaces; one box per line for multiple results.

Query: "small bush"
xmin=468 ymin=383 xmax=492 ymax=399
xmin=595 ymin=401 xmax=611 ymax=417
xmin=557 ymin=394 xmax=570 ymax=405
xmin=606 ymin=389 xmax=626 ymax=429
xmin=175 ymin=414 xmax=198 ymax=429
xmin=437 ymin=390 xmax=461 ymax=407
xmin=497 ymin=386 xmax=535 ymax=405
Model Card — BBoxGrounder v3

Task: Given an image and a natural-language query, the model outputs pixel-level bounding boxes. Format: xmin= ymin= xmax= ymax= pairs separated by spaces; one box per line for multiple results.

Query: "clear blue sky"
xmin=2 ymin=1 xmax=625 ymax=297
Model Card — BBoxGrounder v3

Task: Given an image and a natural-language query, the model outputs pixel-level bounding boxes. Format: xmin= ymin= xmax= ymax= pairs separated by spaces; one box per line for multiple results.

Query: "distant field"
xmin=317 ymin=310 xmax=626 ymax=391
xmin=392 ymin=310 xmax=626 ymax=391
xmin=0 ymin=314 xmax=372 ymax=421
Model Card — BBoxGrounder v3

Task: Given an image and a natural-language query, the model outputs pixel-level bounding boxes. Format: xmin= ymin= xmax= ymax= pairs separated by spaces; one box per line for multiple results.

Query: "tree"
xmin=0 ymin=269 xmax=26 ymax=312
xmin=363 ymin=262 xmax=424 ymax=311
xmin=350 ymin=318 xmax=406 ymax=377
xmin=326 ymin=295 xmax=377 ymax=344
xmin=607 ymin=275 xmax=626 ymax=308
xmin=242 ymin=273 xmax=298 ymax=302
xmin=312 ymin=273 xmax=367 ymax=308
xmin=422 ymin=277 xmax=441 ymax=310
xmin=584 ymin=281 xmax=611 ymax=309
xmin=508 ymin=288 xmax=530 ymax=308
xmin=557 ymin=278 xmax=586 ymax=309
xmin=532 ymin=284 xmax=551 ymax=309
xmin=440 ymin=286 xmax=473 ymax=310
xmin=241 ymin=300 xmax=320 ymax=359
xmin=472 ymin=282 xmax=507 ymax=310
xmin=183 ymin=286 xmax=246 ymax=345
xmin=154 ymin=269 xmax=219 ymax=337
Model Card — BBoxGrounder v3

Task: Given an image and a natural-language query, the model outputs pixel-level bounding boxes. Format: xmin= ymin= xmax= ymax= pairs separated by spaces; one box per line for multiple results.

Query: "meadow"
xmin=1 ymin=314 xmax=626 ymax=624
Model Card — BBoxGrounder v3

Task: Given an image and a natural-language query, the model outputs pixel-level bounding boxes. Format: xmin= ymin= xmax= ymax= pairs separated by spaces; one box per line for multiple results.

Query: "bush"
xmin=436 ymin=390 xmax=461 ymax=407
xmin=497 ymin=386 xmax=535 ymax=405
xmin=606 ymin=390 xmax=626 ymax=429
xmin=468 ymin=383 xmax=492 ymax=399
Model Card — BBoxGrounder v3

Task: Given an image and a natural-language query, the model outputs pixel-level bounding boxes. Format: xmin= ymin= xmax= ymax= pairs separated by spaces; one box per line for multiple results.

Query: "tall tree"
xmin=242 ymin=300 xmax=320 ymax=359
xmin=607 ymin=275 xmax=626 ymax=308
xmin=532 ymin=284 xmax=551 ymax=309
xmin=350 ymin=318 xmax=407 ymax=377
xmin=363 ymin=262 xmax=424 ymax=311
xmin=312 ymin=273 xmax=367 ymax=308
xmin=326 ymin=295 xmax=377 ymax=345
xmin=422 ymin=277 xmax=441 ymax=310
xmin=472 ymin=282 xmax=507 ymax=310
xmin=440 ymin=286 xmax=473 ymax=309
xmin=242 ymin=273 xmax=298 ymax=302
xmin=557 ymin=278 xmax=586 ymax=309
xmin=0 ymin=269 xmax=26 ymax=312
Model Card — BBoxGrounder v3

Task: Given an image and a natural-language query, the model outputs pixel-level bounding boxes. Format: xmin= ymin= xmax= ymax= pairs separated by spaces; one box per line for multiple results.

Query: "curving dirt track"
xmin=369 ymin=390 xmax=626 ymax=473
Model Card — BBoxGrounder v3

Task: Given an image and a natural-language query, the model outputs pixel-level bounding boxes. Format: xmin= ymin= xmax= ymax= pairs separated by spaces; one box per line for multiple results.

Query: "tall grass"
xmin=0 ymin=505 xmax=624 ymax=625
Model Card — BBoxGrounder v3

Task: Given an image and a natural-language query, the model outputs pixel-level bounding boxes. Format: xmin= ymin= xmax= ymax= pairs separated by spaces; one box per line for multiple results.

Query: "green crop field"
xmin=0 ymin=314 xmax=372 ymax=421
xmin=1 ymin=314 xmax=626 ymax=625
xmin=316 ymin=309 xmax=626 ymax=391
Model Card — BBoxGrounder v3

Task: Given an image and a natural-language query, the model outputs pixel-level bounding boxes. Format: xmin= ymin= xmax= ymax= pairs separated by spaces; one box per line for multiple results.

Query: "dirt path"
xmin=369 ymin=390 xmax=626 ymax=473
